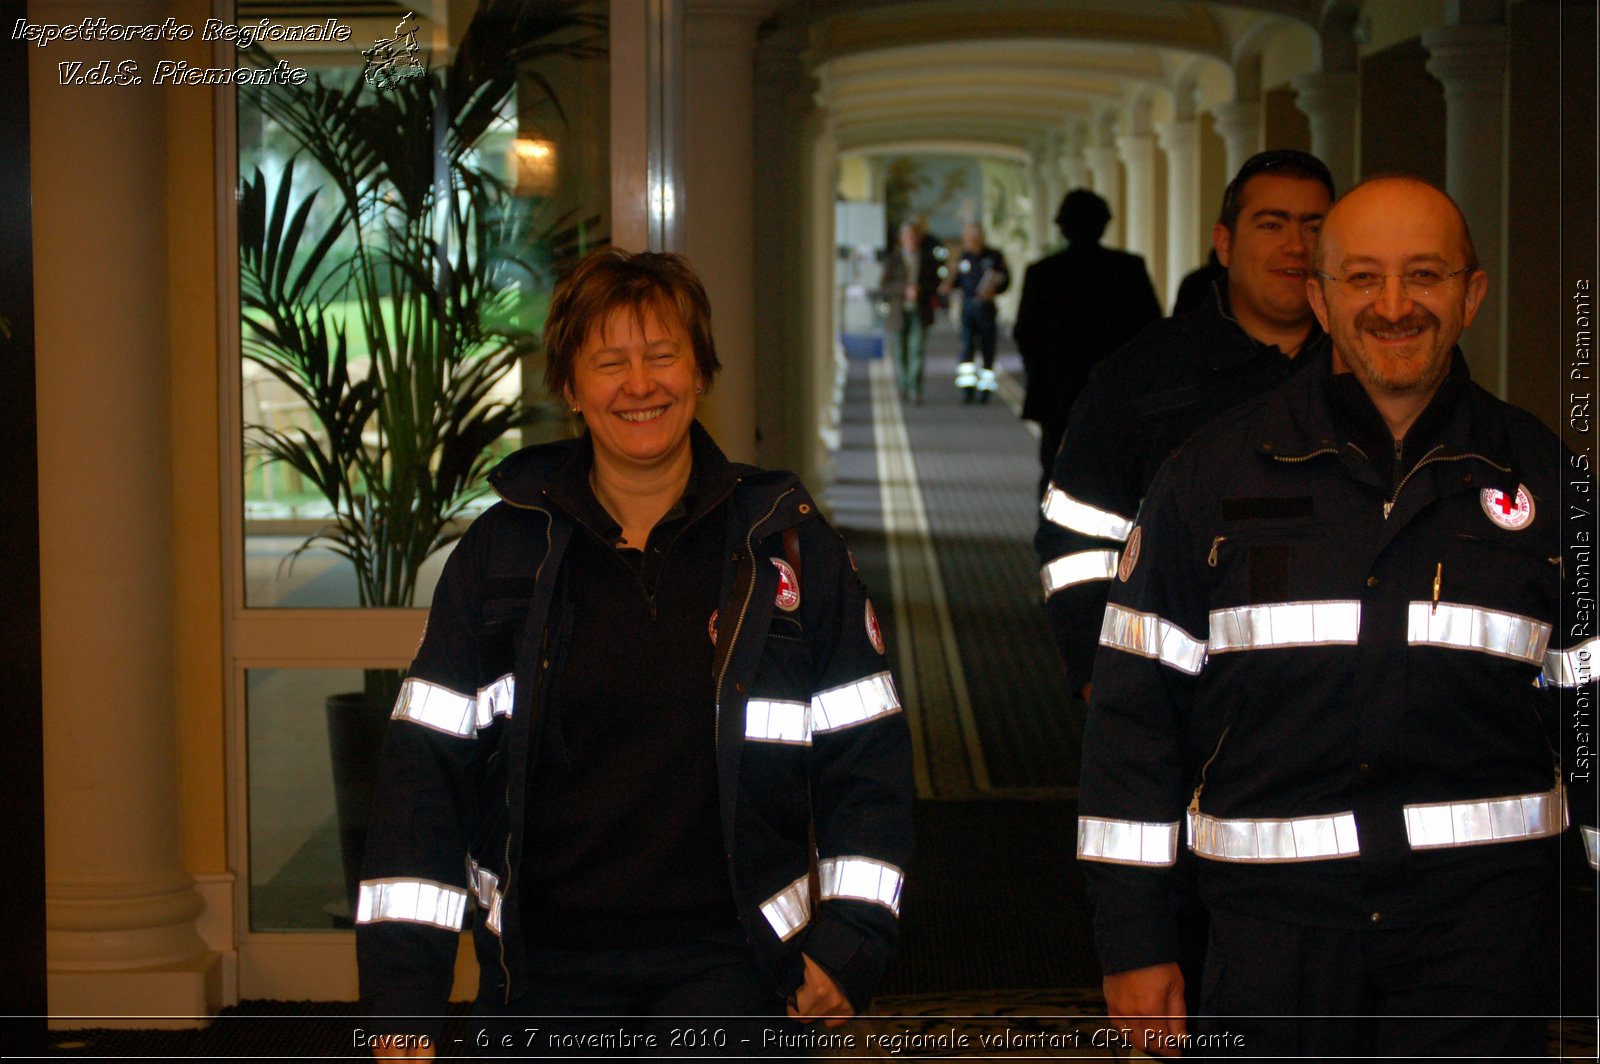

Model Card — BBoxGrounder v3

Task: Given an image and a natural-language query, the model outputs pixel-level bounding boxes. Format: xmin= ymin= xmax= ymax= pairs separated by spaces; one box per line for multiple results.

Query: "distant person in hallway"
xmin=1170 ymin=249 xmax=1225 ymax=317
xmin=1078 ymin=174 xmax=1596 ymax=1059
xmin=1013 ymin=189 xmax=1161 ymax=497
xmin=941 ymin=220 xmax=1010 ymax=403
xmin=355 ymin=248 xmax=913 ymax=1057
xmin=1036 ymin=149 xmax=1335 ymax=702
xmin=880 ymin=220 xmax=942 ymax=404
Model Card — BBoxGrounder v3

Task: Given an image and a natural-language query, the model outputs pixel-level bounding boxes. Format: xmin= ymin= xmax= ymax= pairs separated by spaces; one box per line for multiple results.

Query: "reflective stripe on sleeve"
xmin=744 ymin=699 xmax=812 ymax=745
xmin=467 ymin=859 xmax=504 ymax=936
xmin=1208 ymin=601 xmax=1361 ymax=653
xmin=1077 ymin=816 xmax=1180 ymax=866
xmin=1098 ymin=603 xmax=1207 ymax=675
xmin=1541 ymin=637 xmax=1599 ymax=688
xmin=1040 ymin=550 xmax=1120 ymax=598
xmin=811 ymin=671 xmax=901 ymax=734
xmin=1187 ymin=810 xmax=1361 ymax=863
xmin=391 ymin=674 xmax=515 ymax=738
xmin=759 ymin=873 xmax=811 ymax=941
xmin=1403 ymin=784 xmax=1567 ymax=849
xmin=1039 ymin=486 xmax=1134 ymax=542
xmin=355 ymin=877 xmax=469 ymax=931
xmin=1407 ymin=603 xmax=1551 ymax=666
xmin=819 ymin=856 xmax=904 ymax=915
xmin=1583 ymin=826 xmax=1599 ymax=871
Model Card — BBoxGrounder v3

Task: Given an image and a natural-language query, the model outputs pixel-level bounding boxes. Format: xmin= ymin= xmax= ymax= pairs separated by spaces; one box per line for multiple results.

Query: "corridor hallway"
xmin=822 ymin=318 xmax=1115 ymax=1039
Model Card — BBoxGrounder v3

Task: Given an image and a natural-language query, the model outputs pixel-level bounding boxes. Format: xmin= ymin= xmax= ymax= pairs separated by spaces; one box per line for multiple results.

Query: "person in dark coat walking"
xmin=1013 ymin=190 xmax=1160 ymax=497
xmin=879 ymin=221 xmax=942 ymax=403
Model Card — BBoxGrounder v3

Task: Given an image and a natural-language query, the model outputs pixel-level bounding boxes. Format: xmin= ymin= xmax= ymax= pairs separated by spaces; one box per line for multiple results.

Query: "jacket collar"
xmin=1204 ymin=277 xmax=1329 ymax=372
xmin=1255 ymin=346 xmax=1519 ymax=482
xmin=488 ymin=420 xmax=801 ymax=525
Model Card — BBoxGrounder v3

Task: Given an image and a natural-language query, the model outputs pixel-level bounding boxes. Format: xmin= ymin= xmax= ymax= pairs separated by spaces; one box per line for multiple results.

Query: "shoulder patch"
xmin=865 ymin=600 xmax=886 ymax=655
xmin=708 ymin=608 xmax=719 ymax=647
xmin=1481 ymin=484 xmax=1534 ymax=531
xmin=773 ymin=558 xmax=801 ymax=611
xmin=1118 ymin=526 xmax=1142 ymax=582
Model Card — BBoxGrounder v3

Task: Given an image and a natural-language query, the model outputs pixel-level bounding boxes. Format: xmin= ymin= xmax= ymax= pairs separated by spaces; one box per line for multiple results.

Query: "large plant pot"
xmin=325 ymin=692 xmax=390 ymax=927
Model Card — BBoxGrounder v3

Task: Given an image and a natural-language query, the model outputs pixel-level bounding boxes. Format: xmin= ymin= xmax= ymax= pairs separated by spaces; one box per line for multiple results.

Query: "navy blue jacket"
xmin=1035 ymin=284 xmax=1326 ymax=693
xmin=1077 ymin=349 xmax=1598 ymax=975
xmin=356 ymin=426 xmax=913 ymax=1032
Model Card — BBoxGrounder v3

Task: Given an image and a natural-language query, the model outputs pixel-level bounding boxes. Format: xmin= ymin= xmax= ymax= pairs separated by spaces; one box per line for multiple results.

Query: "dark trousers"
xmin=469 ymin=927 xmax=803 ymax=1058
xmin=1196 ymin=893 xmax=1550 ymax=1059
xmin=959 ymin=302 xmax=997 ymax=371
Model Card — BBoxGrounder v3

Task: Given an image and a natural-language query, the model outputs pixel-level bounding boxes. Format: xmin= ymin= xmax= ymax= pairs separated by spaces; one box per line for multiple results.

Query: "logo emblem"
xmin=865 ymin=600 xmax=886 ymax=655
xmin=1481 ymin=485 xmax=1534 ymax=530
xmin=773 ymin=558 xmax=801 ymax=611
xmin=1118 ymin=526 xmax=1142 ymax=582
xmin=708 ymin=608 xmax=719 ymax=647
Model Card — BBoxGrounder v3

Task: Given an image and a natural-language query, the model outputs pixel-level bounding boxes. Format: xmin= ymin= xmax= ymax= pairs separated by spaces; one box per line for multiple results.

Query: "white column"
xmin=33 ymin=0 xmax=216 ymax=1023
xmin=1115 ymin=131 xmax=1158 ymax=267
xmin=1062 ymin=150 xmax=1092 ymax=195
xmin=1208 ymin=99 xmax=1262 ymax=181
xmin=1030 ymin=143 xmax=1056 ymax=251
xmin=1084 ymin=144 xmax=1123 ymax=247
xmin=1424 ymin=22 xmax=1508 ymax=394
xmin=1158 ymin=119 xmax=1201 ymax=308
xmin=1291 ymin=71 xmax=1359 ymax=194
xmin=683 ymin=0 xmax=772 ymax=463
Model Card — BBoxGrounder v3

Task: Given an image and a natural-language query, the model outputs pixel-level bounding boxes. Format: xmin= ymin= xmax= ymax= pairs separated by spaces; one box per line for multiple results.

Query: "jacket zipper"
xmin=1382 ymin=446 xmax=1509 ymax=519
xmin=714 ymin=487 xmax=797 ymax=754
xmin=487 ymin=485 xmax=556 ymax=1002
xmin=1273 ymin=444 xmax=1510 ymax=520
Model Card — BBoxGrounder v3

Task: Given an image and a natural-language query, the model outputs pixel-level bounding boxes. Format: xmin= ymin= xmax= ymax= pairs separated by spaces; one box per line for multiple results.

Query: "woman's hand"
xmin=787 ymin=953 xmax=855 ymax=1029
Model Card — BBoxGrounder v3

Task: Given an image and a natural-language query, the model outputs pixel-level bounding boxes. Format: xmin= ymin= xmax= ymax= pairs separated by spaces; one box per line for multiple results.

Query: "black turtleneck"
xmin=519 ymin=430 xmax=740 ymax=948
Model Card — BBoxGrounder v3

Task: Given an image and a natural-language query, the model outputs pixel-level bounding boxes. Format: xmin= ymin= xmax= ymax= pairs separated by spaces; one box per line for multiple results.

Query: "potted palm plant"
xmin=237 ymin=1 xmax=605 ymax=919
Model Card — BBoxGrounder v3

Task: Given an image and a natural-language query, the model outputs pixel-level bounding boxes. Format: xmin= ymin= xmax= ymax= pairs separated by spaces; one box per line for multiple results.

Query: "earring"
xmin=571 ymin=406 xmax=581 ymax=414
xmin=695 ymin=386 xmax=704 ymax=395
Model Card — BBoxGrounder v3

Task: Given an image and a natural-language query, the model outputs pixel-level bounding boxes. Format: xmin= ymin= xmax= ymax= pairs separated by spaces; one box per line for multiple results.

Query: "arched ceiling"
xmin=777 ymin=0 xmax=1323 ymax=157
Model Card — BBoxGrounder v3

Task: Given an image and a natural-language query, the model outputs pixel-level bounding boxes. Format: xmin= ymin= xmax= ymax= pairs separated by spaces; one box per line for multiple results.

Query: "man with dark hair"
xmin=1036 ymin=150 xmax=1336 ymax=701
xmin=1014 ymin=189 xmax=1160 ymax=496
xmin=1078 ymin=174 xmax=1596 ymax=1058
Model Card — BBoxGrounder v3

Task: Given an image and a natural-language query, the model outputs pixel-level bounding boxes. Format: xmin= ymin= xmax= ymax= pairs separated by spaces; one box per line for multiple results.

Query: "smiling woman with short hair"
xmin=354 ymin=247 xmax=914 ymax=1058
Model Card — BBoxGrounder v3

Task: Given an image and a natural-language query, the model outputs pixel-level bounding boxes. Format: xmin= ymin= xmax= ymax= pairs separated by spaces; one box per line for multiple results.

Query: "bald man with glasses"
xmin=1076 ymin=175 xmax=1597 ymax=1058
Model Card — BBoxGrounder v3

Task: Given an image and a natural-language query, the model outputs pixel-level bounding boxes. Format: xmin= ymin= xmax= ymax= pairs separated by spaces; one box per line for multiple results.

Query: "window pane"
xmin=236 ymin=2 xmax=608 ymax=608
xmin=246 ymin=666 xmax=368 ymax=932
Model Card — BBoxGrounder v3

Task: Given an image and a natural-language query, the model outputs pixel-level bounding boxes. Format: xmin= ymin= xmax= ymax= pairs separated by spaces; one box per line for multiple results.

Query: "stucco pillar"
xmin=1084 ymin=144 xmax=1123 ymax=247
xmin=1424 ymin=22 xmax=1509 ymax=393
xmin=1209 ymin=99 xmax=1262 ymax=181
xmin=1029 ymin=150 xmax=1052 ymax=253
xmin=1062 ymin=150 xmax=1092 ymax=197
xmin=31 ymin=0 xmax=216 ymax=1023
xmin=1291 ymin=71 xmax=1359 ymax=194
xmin=682 ymin=0 xmax=772 ymax=463
xmin=1115 ymin=131 xmax=1158 ymax=269
xmin=1158 ymin=118 xmax=1201 ymax=308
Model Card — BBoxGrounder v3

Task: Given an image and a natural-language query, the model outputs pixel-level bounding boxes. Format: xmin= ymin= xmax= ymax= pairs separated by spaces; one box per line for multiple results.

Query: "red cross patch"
xmin=1118 ymin=526 xmax=1142 ymax=582
xmin=865 ymin=599 xmax=886 ymax=655
xmin=773 ymin=558 xmax=801 ymax=611
xmin=1480 ymin=484 xmax=1534 ymax=531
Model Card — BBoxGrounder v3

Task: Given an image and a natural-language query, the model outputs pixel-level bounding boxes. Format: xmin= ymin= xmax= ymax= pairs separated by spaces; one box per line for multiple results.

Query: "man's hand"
xmin=787 ymin=953 xmax=854 ymax=1029
xmin=1103 ymin=962 xmax=1186 ymax=1057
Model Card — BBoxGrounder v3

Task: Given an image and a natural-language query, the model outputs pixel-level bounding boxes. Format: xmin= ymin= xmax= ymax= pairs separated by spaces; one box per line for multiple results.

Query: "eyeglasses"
xmin=1312 ymin=265 xmax=1475 ymax=299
